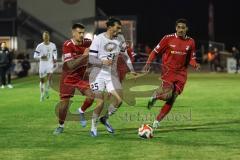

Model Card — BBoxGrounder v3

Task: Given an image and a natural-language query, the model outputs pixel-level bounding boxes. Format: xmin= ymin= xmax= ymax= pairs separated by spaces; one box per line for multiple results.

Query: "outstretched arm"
xmin=143 ymin=36 xmax=168 ymax=72
xmin=143 ymin=50 xmax=157 ymax=72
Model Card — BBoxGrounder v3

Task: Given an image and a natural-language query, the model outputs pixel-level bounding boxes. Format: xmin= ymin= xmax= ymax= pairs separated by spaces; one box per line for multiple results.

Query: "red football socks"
xmin=156 ymin=103 xmax=172 ymax=121
xmin=81 ymin=98 xmax=94 ymax=112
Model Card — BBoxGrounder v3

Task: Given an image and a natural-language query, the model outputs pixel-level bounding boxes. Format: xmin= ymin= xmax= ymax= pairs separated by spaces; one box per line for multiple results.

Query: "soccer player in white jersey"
xmin=34 ymin=31 xmax=57 ymax=101
xmin=89 ymin=17 xmax=136 ymax=136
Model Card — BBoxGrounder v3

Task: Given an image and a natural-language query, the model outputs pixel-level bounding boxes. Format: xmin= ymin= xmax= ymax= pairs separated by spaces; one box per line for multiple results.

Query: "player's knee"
xmin=155 ymin=85 xmax=174 ymax=101
xmin=156 ymin=91 xmax=173 ymax=101
xmin=86 ymin=93 xmax=95 ymax=101
xmin=87 ymin=97 xmax=94 ymax=103
xmin=165 ymin=92 xmax=173 ymax=101
xmin=166 ymin=93 xmax=178 ymax=105
xmin=59 ymin=100 xmax=70 ymax=110
xmin=55 ymin=100 xmax=70 ymax=116
xmin=83 ymin=89 xmax=95 ymax=99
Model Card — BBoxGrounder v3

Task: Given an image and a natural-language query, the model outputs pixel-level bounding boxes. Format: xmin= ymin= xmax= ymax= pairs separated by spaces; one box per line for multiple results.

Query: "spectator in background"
xmin=14 ymin=53 xmax=24 ymax=77
xmin=232 ymin=46 xmax=240 ymax=73
xmin=134 ymin=43 xmax=143 ymax=62
xmin=6 ymin=48 xmax=15 ymax=88
xmin=21 ymin=54 xmax=31 ymax=77
xmin=14 ymin=53 xmax=31 ymax=78
xmin=17 ymin=54 xmax=31 ymax=78
xmin=145 ymin=44 xmax=152 ymax=55
xmin=207 ymin=48 xmax=215 ymax=71
xmin=0 ymin=42 xmax=9 ymax=88
xmin=213 ymin=47 xmax=221 ymax=72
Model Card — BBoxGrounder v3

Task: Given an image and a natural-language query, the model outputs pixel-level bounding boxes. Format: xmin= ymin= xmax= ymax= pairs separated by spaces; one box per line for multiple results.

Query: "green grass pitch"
xmin=0 ymin=73 xmax=239 ymax=160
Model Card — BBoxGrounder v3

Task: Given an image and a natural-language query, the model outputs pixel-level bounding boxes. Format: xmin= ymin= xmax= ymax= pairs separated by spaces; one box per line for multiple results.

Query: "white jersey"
xmin=89 ymin=32 xmax=134 ymax=92
xmin=34 ymin=42 xmax=57 ymax=78
xmin=89 ymin=32 xmax=122 ymax=76
xmin=34 ymin=42 xmax=57 ymax=66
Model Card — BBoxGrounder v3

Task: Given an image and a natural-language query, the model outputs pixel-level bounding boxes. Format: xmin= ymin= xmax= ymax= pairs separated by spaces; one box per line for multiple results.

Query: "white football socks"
xmin=40 ymin=82 xmax=45 ymax=97
xmin=108 ymin=104 xmax=117 ymax=116
xmin=78 ymin=108 xmax=84 ymax=114
xmin=91 ymin=112 xmax=99 ymax=130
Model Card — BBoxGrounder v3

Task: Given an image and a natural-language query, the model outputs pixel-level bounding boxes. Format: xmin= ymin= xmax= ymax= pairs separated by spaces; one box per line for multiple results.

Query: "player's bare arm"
xmin=143 ymin=50 xmax=157 ymax=73
xmin=143 ymin=63 xmax=151 ymax=73
xmin=66 ymin=48 xmax=89 ymax=70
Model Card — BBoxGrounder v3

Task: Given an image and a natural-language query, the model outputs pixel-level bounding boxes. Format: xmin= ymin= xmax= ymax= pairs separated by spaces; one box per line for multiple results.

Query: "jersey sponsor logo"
xmin=170 ymin=50 xmax=187 ymax=55
xmin=104 ymin=42 xmax=117 ymax=52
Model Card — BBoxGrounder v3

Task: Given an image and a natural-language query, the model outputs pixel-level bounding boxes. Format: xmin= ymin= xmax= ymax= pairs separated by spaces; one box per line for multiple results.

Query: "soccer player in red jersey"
xmin=115 ymin=25 xmax=135 ymax=83
xmin=143 ymin=19 xmax=200 ymax=128
xmin=53 ymin=23 xmax=94 ymax=135
xmin=117 ymin=41 xmax=135 ymax=83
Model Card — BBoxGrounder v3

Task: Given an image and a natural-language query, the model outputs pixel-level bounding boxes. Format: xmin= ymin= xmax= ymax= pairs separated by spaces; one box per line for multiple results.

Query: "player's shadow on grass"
xmin=115 ymin=119 xmax=240 ymax=134
xmin=163 ymin=119 xmax=240 ymax=130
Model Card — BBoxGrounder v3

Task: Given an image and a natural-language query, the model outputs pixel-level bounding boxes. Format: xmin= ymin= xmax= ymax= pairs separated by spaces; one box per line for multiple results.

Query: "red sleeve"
xmin=83 ymin=38 xmax=92 ymax=48
xmin=127 ymin=47 xmax=134 ymax=62
xmin=154 ymin=35 xmax=168 ymax=53
xmin=62 ymin=41 xmax=74 ymax=62
xmin=146 ymin=35 xmax=168 ymax=64
xmin=189 ymin=39 xmax=197 ymax=68
xmin=146 ymin=51 xmax=157 ymax=64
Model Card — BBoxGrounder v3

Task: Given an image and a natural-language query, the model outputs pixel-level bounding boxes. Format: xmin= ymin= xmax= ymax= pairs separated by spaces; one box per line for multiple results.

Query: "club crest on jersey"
xmin=104 ymin=42 xmax=117 ymax=52
xmin=185 ymin=45 xmax=190 ymax=51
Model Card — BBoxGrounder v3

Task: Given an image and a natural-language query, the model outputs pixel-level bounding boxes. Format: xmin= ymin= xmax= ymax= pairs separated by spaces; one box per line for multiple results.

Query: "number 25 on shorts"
xmin=91 ymin=83 xmax=99 ymax=91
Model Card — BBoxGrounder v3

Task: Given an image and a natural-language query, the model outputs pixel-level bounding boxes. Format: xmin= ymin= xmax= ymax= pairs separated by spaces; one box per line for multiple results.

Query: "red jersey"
xmin=117 ymin=47 xmax=135 ymax=82
xmin=62 ymin=38 xmax=91 ymax=83
xmin=117 ymin=47 xmax=135 ymax=70
xmin=147 ymin=33 xmax=197 ymax=71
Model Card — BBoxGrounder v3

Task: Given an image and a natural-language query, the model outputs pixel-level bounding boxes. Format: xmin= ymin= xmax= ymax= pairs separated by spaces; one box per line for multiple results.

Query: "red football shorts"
xmin=161 ymin=70 xmax=187 ymax=94
xmin=59 ymin=74 xmax=90 ymax=100
xmin=118 ymin=68 xmax=128 ymax=83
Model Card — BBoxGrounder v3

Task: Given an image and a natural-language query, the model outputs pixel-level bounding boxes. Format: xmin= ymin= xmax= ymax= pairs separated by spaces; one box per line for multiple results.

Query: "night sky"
xmin=96 ymin=0 xmax=240 ymax=50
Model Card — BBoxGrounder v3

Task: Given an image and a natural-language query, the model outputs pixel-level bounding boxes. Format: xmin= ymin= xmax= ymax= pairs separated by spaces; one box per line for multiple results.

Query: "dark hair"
xmin=106 ymin=17 xmax=121 ymax=27
xmin=175 ymin=18 xmax=188 ymax=26
xmin=72 ymin=23 xmax=85 ymax=30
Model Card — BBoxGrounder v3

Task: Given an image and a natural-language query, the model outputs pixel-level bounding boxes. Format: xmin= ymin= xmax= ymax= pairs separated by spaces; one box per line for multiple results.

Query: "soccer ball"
xmin=138 ymin=124 xmax=153 ymax=139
